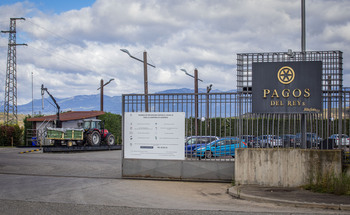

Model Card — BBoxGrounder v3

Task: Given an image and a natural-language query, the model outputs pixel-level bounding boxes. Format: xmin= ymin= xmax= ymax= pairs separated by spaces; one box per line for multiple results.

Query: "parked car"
xmin=240 ymin=135 xmax=256 ymax=148
xmin=195 ymin=137 xmax=247 ymax=159
xmin=318 ymin=138 xmax=335 ymax=150
xmin=280 ymin=134 xmax=296 ymax=148
xmin=295 ymin=133 xmax=323 ymax=148
xmin=255 ymin=135 xmax=282 ymax=148
xmin=184 ymin=136 xmax=219 ymax=156
xmin=327 ymin=134 xmax=350 ymax=147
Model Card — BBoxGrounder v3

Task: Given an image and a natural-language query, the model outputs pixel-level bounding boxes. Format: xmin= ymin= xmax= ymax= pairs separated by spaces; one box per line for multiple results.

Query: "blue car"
xmin=195 ymin=137 xmax=247 ymax=159
xmin=185 ymin=136 xmax=219 ymax=156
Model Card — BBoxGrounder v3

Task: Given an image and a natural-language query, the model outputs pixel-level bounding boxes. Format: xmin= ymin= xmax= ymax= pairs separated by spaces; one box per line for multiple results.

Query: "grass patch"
xmin=344 ymin=152 xmax=350 ymax=165
xmin=303 ymin=172 xmax=350 ymax=195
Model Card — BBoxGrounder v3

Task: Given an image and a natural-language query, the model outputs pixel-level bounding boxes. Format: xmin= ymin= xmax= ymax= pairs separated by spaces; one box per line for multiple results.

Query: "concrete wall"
xmin=122 ymin=159 xmax=234 ymax=182
xmin=235 ymin=148 xmax=342 ymax=187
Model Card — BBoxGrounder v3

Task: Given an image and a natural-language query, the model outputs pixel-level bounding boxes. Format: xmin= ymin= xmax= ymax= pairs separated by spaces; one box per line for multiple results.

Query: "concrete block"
xmin=235 ymin=148 xmax=342 ymax=187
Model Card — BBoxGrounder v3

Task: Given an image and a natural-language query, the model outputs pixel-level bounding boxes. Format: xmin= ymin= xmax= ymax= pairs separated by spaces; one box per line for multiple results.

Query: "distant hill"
xmin=157 ymin=88 xmax=226 ymax=94
xmin=15 ymin=94 xmax=122 ymax=115
xmin=1 ymin=88 xmax=233 ymax=115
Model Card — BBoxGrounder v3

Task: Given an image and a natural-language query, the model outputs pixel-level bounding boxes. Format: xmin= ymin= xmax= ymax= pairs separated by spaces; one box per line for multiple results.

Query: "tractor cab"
xmin=83 ymin=119 xmax=102 ymax=130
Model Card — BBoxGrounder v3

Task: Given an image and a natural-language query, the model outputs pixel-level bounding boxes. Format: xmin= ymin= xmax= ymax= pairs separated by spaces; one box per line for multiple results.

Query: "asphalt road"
xmin=0 ymin=147 xmax=347 ymax=215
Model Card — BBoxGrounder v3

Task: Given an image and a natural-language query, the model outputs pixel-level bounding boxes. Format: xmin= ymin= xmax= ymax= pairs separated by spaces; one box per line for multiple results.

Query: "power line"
xmin=26 ymin=19 xmax=76 ymax=45
xmin=26 ymin=45 xmax=94 ymax=73
xmin=146 ymin=52 xmax=156 ymax=68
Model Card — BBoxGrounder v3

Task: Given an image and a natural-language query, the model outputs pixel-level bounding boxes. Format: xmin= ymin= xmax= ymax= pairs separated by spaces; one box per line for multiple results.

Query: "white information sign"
xmin=124 ymin=112 xmax=185 ymax=160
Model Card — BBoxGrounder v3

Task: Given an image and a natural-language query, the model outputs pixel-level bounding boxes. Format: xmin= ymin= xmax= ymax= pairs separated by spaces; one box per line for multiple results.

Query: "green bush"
xmin=0 ymin=124 xmax=24 ymax=146
xmin=99 ymin=112 xmax=122 ymax=144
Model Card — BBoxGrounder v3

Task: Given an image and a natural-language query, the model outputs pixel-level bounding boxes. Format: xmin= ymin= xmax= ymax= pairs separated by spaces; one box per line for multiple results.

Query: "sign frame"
xmin=124 ymin=112 xmax=185 ymax=160
xmin=252 ymin=61 xmax=323 ymax=114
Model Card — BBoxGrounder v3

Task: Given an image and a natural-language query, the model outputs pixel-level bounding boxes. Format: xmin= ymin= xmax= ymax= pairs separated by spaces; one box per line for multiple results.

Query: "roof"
xmin=27 ymin=111 xmax=105 ymax=122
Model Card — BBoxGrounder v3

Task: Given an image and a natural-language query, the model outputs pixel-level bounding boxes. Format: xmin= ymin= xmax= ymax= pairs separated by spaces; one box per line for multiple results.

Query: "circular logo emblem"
xmin=277 ymin=66 xmax=295 ymax=84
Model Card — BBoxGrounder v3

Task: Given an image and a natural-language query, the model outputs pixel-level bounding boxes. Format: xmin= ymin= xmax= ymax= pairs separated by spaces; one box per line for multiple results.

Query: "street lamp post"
xmin=121 ymin=49 xmax=155 ymax=112
xmin=143 ymin=51 xmax=149 ymax=112
xmin=97 ymin=78 xmax=114 ymax=112
xmin=181 ymin=68 xmax=203 ymax=136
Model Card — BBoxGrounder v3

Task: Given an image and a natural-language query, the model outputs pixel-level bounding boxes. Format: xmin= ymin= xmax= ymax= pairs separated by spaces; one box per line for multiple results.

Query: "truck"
xmin=46 ymin=119 xmax=115 ymax=147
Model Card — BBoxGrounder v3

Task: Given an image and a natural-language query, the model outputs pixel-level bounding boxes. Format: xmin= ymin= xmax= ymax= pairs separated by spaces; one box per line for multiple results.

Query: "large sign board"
xmin=252 ymin=61 xmax=322 ymax=114
xmin=124 ymin=112 xmax=185 ymax=160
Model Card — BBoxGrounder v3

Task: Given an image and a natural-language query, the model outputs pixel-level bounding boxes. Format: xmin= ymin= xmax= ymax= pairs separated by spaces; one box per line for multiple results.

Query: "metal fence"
xmin=123 ymin=92 xmax=349 ymax=162
xmin=123 ymin=93 xmax=243 ymax=161
xmin=122 ymin=50 xmax=349 ymax=162
xmin=123 ymin=92 xmax=242 ymax=136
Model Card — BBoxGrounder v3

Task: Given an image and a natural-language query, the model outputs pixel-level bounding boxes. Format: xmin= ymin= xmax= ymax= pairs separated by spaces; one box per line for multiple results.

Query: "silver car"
xmin=256 ymin=135 xmax=282 ymax=148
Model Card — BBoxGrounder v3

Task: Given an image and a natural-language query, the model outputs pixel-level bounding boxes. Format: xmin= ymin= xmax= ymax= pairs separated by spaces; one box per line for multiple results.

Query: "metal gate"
xmin=121 ymin=50 xmax=348 ymax=181
xmin=122 ymin=93 xmax=242 ymax=181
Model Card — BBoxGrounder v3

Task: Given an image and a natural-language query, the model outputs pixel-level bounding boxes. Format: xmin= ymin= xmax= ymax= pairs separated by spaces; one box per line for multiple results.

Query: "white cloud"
xmin=0 ymin=0 xmax=349 ymax=105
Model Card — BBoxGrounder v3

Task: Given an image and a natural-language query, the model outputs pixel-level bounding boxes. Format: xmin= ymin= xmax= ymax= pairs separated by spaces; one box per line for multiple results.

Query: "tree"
xmin=99 ymin=112 xmax=122 ymax=144
xmin=0 ymin=124 xmax=23 ymax=146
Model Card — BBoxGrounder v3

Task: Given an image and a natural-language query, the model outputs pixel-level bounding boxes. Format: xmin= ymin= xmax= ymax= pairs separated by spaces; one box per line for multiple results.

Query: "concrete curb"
xmin=19 ymin=149 xmax=41 ymax=154
xmin=228 ymin=186 xmax=350 ymax=211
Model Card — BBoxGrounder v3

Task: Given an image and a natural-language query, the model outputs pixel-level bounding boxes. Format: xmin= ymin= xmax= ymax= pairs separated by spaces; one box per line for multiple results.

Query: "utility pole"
xmin=143 ymin=51 xmax=149 ymax=112
xmin=301 ymin=0 xmax=306 ymax=53
xmin=97 ymin=78 xmax=114 ymax=112
xmin=32 ymin=72 xmax=34 ymax=117
xmin=181 ymin=68 xmax=203 ymax=136
xmin=206 ymin=84 xmax=212 ymax=135
xmin=194 ymin=69 xmax=199 ymax=136
xmin=120 ymin=49 xmax=155 ymax=112
xmin=300 ymin=0 xmax=307 ymax=148
xmin=100 ymin=79 xmax=104 ymax=111
xmin=1 ymin=17 xmax=27 ymax=125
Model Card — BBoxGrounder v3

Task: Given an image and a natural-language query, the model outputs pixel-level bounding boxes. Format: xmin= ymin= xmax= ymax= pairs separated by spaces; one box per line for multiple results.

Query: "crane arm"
xmin=41 ymin=84 xmax=61 ymax=127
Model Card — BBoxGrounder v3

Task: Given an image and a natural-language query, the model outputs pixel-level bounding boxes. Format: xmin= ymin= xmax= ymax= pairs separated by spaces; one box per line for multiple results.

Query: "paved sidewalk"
xmin=229 ymin=185 xmax=350 ymax=211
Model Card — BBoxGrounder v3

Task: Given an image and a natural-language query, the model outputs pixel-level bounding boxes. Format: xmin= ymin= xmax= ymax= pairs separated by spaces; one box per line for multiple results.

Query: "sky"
xmin=0 ymin=0 xmax=350 ymax=105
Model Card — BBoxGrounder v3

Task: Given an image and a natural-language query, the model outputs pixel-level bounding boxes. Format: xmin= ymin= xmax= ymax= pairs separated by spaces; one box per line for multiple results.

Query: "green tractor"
xmin=83 ymin=119 xmax=115 ymax=146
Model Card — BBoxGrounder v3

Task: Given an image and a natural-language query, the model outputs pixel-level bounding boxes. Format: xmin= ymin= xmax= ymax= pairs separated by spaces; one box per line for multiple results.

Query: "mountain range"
xmin=4 ymin=88 xmax=232 ymax=115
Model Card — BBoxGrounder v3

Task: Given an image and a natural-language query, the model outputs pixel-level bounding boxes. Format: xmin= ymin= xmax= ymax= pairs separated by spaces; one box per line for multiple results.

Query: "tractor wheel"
xmin=106 ymin=133 xmax=115 ymax=146
xmin=87 ymin=131 xmax=101 ymax=146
